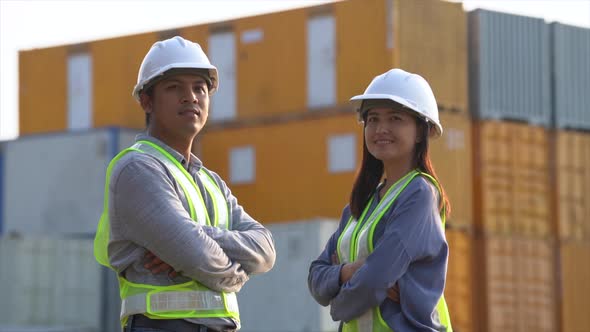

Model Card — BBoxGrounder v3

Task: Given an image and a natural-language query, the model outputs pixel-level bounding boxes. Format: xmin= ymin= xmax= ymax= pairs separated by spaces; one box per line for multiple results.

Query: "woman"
xmin=308 ymin=69 xmax=453 ymax=332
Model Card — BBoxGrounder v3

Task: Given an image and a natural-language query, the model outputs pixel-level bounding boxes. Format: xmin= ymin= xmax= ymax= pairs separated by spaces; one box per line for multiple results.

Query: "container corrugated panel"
xmin=398 ymin=0 xmax=467 ymax=113
xmin=553 ymin=23 xmax=590 ymax=130
xmin=91 ymin=32 xmax=158 ymax=129
xmin=200 ymin=112 xmax=362 ymax=223
xmin=469 ymin=10 xmax=551 ymax=126
xmin=513 ymin=238 xmax=556 ymax=331
xmin=1 ymin=128 xmax=133 ymax=235
xmin=484 ymin=236 xmax=518 ymax=331
xmin=556 ymin=131 xmax=590 ymax=241
xmin=477 ymin=121 xmax=551 ymax=238
xmin=335 ymin=0 xmax=391 ymax=104
xmin=484 ymin=236 xmax=556 ymax=332
xmin=445 ymin=230 xmax=473 ymax=332
xmin=237 ymin=219 xmax=339 ymax=332
xmin=235 ymin=8 xmax=307 ymax=118
xmin=19 ymin=46 xmax=68 ymax=135
xmin=0 ymin=237 xmax=101 ymax=329
xmin=560 ymin=242 xmax=590 ymax=332
xmin=430 ymin=112 xmax=472 ymax=229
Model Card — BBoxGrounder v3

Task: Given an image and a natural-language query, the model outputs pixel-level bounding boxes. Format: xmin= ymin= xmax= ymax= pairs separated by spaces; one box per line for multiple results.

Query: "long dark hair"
xmin=349 ymin=112 xmax=451 ymax=220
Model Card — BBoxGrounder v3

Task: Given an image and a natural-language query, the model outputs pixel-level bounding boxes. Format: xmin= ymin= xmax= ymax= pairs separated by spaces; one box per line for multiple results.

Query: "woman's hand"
xmin=387 ymin=283 xmax=400 ymax=302
xmin=333 ymin=251 xmax=400 ymax=302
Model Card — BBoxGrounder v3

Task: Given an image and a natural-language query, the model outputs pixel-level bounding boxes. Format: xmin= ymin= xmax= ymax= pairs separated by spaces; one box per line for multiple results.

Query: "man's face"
xmin=141 ymin=73 xmax=210 ymax=138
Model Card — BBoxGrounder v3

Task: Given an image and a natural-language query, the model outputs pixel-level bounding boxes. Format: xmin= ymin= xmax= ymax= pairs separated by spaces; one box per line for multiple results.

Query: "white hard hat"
xmin=350 ymin=68 xmax=443 ymax=137
xmin=132 ymin=36 xmax=219 ymax=101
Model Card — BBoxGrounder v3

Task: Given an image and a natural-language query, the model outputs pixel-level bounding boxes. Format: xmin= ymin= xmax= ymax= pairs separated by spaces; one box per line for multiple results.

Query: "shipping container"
xmin=19 ymin=46 xmax=68 ymax=135
xmin=201 ymin=110 xmax=473 ymax=226
xmin=1 ymin=128 xmax=140 ymax=235
xmin=469 ymin=10 xmax=551 ymax=126
xmin=234 ymin=9 xmax=308 ymax=118
xmin=200 ymin=111 xmax=362 ymax=223
xmin=430 ymin=111 xmax=473 ymax=229
xmin=475 ymin=120 xmax=551 ymax=238
xmin=560 ymin=241 xmax=590 ymax=332
xmin=19 ymin=0 xmax=469 ymax=133
xmin=552 ymin=23 xmax=590 ymax=130
xmin=556 ymin=130 xmax=590 ymax=241
xmin=91 ymin=32 xmax=158 ymax=130
xmin=335 ymin=0 xmax=391 ymax=105
xmin=0 ymin=237 xmax=101 ymax=330
xmin=237 ymin=219 xmax=339 ymax=332
xmin=445 ymin=230 xmax=474 ymax=332
xmin=398 ymin=0 xmax=468 ymax=113
xmin=480 ymin=236 xmax=556 ymax=332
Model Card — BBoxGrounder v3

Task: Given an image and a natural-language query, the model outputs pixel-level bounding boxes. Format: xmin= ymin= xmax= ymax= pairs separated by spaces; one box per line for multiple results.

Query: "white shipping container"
xmin=238 ymin=219 xmax=340 ymax=332
xmin=0 ymin=237 xmax=101 ymax=330
xmin=1 ymin=128 xmax=140 ymax=235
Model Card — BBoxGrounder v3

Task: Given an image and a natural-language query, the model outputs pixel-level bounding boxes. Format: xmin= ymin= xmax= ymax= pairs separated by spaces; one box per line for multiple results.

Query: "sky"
xmin=1 ymin=0 xmax=589 ymax=141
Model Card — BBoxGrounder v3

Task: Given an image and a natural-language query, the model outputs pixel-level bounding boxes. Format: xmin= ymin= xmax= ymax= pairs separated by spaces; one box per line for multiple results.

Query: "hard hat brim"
xmin=350 ymin=93 xmax=443 ymax=138
xmin=132 ymin=63 xmax=219 ymax=101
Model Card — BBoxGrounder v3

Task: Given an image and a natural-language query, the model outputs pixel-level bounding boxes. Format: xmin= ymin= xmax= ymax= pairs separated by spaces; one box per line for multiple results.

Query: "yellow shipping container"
xmin=18 ymin=0 xmax=467 ymax=133
xmin=430 ymin=111 xmax=473 ymax=229
xmin=235 ymin=8 xmax=307 ymax=118
xmin=92 ymin=32 xmax=158 ymax=129
xmin=445 ymin=230 xmax=474 ymax=332
xmin=398 ymin=0 xmax=467 ymax=112
xmin=475 ymin=121 xmax=551 ymax=238
xmin=335 ymin=0 xmax=391 ymax=104
xmin=199 ymin=112 xmax=362 ymax=223
xmin=19 ymin=46 xmax=68 ymax=135
xmin=560 ymin=241 xmax=590 ymax=332
xmin=556 ymin=131 xmax=590 ymax=241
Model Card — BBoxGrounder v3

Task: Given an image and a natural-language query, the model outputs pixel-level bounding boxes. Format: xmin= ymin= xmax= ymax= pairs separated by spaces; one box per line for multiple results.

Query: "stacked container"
xmin=0 ymin=128 xmax=139 ymax=331
xmin=13 ymin=1 xmax=590 ymax=331
xmin=469 ymin=9 xmax=558 ymax=332
xmin=552 ymin=22 xmax=590 ymax=332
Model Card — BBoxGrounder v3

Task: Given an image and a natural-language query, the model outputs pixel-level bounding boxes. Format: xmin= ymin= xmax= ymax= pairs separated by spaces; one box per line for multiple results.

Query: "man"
xmin=94 ymin=36 xmax=276 ymax=332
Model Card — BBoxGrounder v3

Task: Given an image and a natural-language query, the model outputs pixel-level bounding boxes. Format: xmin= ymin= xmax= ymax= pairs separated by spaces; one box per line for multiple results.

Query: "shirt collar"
xmin=135 ymin=133 xmax=203 ymax=171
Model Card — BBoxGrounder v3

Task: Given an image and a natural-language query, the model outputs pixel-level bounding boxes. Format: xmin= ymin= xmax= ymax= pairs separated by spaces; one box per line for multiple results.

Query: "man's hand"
xmin=144 ymin=251 xmax=178 ymax=278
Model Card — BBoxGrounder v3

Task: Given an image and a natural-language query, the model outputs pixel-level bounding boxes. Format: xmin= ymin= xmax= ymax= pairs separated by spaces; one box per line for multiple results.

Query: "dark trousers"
xmin=125 ymin=314 xmax=216 ymax=332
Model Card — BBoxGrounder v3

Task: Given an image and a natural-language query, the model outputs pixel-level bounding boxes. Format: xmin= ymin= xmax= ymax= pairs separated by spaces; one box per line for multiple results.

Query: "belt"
xmin=127 ymin=314 xmax=217 ymax=332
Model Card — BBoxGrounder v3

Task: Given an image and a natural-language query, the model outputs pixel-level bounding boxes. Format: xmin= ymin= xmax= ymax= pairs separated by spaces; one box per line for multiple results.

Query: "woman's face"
xmin=364 ymin=107 xmax=418 ymax=165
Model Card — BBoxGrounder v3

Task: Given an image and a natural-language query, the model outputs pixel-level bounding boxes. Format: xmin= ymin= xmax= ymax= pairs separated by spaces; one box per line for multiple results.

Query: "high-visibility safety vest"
xmin=336 ymin=170 xmax=452 ymax=332
xmin=94 ymin=140 xmax=239 ymax=327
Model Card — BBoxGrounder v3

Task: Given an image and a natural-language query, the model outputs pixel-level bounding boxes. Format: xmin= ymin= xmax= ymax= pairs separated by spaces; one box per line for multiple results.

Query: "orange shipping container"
xmin=445 ymin=230 xmax=474 ymax=332
xmin=475 ymin=121 xmax=551 ymax=238
xmin=560 ymin=242 xmax=590 ymax=332
xmin=556 ymin=131 xmax=590 ymax=241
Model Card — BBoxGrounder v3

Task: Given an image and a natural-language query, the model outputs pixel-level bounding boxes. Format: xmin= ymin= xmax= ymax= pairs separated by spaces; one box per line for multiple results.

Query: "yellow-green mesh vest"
xmin=336 ymin=170 xmax=453 ymax=332
xmin=93 ymin=140 xmax=239 ymax=327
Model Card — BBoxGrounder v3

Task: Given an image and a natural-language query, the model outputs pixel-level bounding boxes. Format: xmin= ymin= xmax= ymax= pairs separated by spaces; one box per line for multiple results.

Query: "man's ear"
xmin=140 ymin=93 xmax=152 ymax=113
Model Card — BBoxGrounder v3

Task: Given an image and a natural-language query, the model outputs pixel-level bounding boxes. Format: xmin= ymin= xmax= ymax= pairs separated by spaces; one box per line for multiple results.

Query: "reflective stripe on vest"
xmin=336 ymin=170 xmax=453 ymax=332
xmin=93 ymin=141 xmax=238 ymax=326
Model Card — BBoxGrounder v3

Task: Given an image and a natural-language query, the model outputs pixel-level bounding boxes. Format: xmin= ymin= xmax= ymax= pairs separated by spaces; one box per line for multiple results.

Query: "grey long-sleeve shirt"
xmin=108 ymin=134 xmax=276 ymax=331
xmin=308 ymin=177 xmax=448 ymax=332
